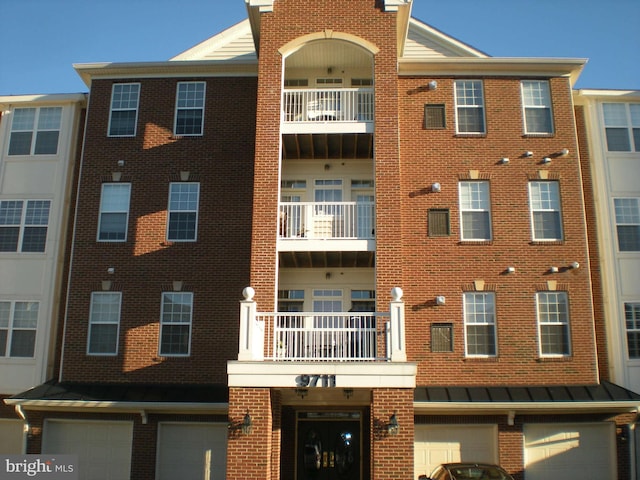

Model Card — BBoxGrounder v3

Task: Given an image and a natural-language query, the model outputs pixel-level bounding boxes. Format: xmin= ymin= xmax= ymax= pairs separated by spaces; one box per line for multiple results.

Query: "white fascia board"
xmin=73 ymin=60 xmax=258 ymax=87
xmin=384 ymin=0 xmax=411 ymax=11
xmin=245 ymin=0 xmax=274 ymax=12
xmin=0 ymin=93 xmax=87 ymax=108
xmin=414 ymin=401 xmax=640 ymax=415
xmin=575 ymin=89 xmax=640 ymax=100
xmin=399 ymin=57 xmax=587 ymax=86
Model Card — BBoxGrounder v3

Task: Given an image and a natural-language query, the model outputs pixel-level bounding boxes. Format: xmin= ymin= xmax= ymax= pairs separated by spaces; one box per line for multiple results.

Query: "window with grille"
xmin=529 ymin=181 xmax=563 ymax=241
xmin=108 ymin=83 xmax=140 ymax=136
xmin=602 ymin=103 xmax=640 ymax=152
xmin=522 ymin=80 xmax=553 ymax=134
xmin=459 ymin=181 xmax=492 ymax=240
xmin=428 ymin=209 xmax=450 ymax=236
xmin=8 ymin=107 xmax=62 ymax=155
xmin=0 ymin=301 xmax=39 ymax=358
xmin=167 ymin=182 xmax=199 ymax=241
xmin=614 ymin=198 xmax=640 ymax=251
xmin=626 ymin=303 xmax=640 ymax=359
xmin=536 ymin=291 xmax=570 ymax=356
xmin=87 ymin=292 xmax=121 ymax=355
xmin=160 ymin=292 xmax=193 ymax=356
xmin=98 ymin=183 xmax=131 ymax=241
xmin=174 ymin=82 xmax=205 ymax=136
xmin=454 ymin=80 xmax=485 ymax=134
xmin=424 ymin=104 xmax=446 ymax=129
xmin=0 ymin=200 xmax=51 ymax=252
xmin=278 ymin=290 xmax=305 ymax=312
xmin=431 ymin=323 xmax=453 ymax=353
xmin=464 ymin=293 xmax=496 ymax=356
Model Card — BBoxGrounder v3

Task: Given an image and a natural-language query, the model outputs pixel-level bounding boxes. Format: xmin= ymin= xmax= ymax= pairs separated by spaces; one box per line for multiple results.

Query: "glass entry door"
xmin=297 ymin=412 xmax=361 ymax=480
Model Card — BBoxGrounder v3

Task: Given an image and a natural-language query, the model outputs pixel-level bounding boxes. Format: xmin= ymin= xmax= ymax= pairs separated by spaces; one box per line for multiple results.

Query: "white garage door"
xmin=42 ymin=420 xmax=133 ymax=480
xmin=414 ymin=424 xmax=498 ymax=477
xmin=524 ymin=423 xmax=616 ymax=480
xmin=0 ymin=420 xmax=24 ymax=453
xmin=156 ymin=423 xmax=227 ymax=480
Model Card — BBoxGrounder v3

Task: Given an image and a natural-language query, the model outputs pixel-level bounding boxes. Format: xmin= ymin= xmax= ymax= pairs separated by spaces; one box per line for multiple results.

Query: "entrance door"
xmin=297 ymin=413 xmax=361 ymax=480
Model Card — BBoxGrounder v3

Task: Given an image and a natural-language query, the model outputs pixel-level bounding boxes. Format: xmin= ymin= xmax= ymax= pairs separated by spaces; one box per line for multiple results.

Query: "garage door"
xmin=42 ymin=420 xmax=133 ymax=480
xmin=414 ymin=425 xmax=498 ymax=477
xmin=524 ymin=423 xmax=616 ymax=480
xmin=156 ymin=423 xmax=227 ymax=480
xmin=0 ymin=420 xmax=24 ymax=453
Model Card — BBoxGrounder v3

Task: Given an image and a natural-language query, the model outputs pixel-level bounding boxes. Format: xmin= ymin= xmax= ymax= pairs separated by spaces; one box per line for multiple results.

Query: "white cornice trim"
xmin=0 ymin=93 xmax=87 ymax=107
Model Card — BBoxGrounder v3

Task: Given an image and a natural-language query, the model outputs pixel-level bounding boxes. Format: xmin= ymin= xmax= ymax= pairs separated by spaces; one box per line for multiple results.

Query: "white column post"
xmin=238 ymin=287 xmax=263 ymax=361
xmin=389 ymin=287 xmax=407 ymax=362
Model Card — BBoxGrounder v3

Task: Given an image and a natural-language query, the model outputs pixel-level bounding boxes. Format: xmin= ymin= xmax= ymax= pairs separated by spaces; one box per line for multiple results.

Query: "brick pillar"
xmin=371 ymin=388 xmax=414 ymax=480
xmin=227 ymin=387 xmax=273 ymax=480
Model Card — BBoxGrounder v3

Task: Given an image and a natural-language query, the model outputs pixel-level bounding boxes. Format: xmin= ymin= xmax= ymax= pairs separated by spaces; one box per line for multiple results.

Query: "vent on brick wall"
xmin=424 ymin=104 xmax=446 ymax=129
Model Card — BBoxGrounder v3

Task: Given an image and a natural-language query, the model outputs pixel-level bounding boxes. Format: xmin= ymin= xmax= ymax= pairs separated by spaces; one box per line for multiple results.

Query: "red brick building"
xmin=5 ymin=1 xmax=640 ymax=479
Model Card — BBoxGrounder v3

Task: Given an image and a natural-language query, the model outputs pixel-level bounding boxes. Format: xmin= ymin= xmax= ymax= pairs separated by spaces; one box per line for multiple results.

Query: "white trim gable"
xmin=171 ymin=19 xmax=257 ymax=63
xmin=403 ymin=18 xmax=489 ymax=59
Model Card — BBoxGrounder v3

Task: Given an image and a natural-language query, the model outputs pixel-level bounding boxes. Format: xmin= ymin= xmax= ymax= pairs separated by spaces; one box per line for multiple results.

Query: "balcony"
xmin=281 ymin=88 xmax=374 ymax=134
xmin=279 ymin=202 xmax=374 ymax=239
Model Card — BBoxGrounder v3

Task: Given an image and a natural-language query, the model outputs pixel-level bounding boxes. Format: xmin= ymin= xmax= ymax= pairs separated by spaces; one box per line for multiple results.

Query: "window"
xmin=167 ymin=183 xmax=199 ymax=241
xmin=88 ymin=292 xmax=121 ymax=355
xmin=424 ymin=104 xmax=446 ymax=129
xmin=626 ymin=303 xmax=640 ymax=359
xmin=8 ymin=107 xmax=62 ymax=155
xmin=428 ymin=209 xmax=450 ymax=236
xmin=614 ymin=198 xmax=640 ymax=251
xmin=174 ymin=82 xmax=205 ymax=136
xmin=431 ymin=323 xmax=453 ymax=353
xmin=351 ymin=290 xmax=375 ymax=312
xmin=160 ymin=292 xmax=193 ymax=356
xmin=464 ymin=292 xmax=496 ymax=356
xmin=108 ymin=83 xmax=140 ymax=136
xmin=459 ymin=181 xmax=491 ymax=240
xmin=98 ymin=183 xmax=131 ymax=241
xmin=536 ymin=292 xmax=570 ymax=356
xmin=529 ymin=181 xmax=563 ymax=241
xmin=0 ymin=301 xmax=38 ymax=358
xmin=603 ymin=103 xmax=640 ymax=152
xmin=278 ymin=290 xmax=305 ymax=312
xmin=522 ymin=80 xmax=553 ymax=134
xmin=454 ymin=80 xmax=485 ymax=134
xmin=0 ymin=200 xmax=51 ymax=252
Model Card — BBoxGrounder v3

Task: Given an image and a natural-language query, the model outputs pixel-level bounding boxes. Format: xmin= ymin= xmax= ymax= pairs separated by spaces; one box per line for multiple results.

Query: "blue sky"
xmin=1 ymin=0 xmax=638 ymax=95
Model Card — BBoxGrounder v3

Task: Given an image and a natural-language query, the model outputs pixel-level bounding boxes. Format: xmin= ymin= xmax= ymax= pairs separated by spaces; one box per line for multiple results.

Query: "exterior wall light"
xmin=428 ymin=80 xmax=438 ymax=90
xmin=542 ymin=157 xmax=552 ymax=164
xmin=550 ymin=266 xmax=559 ymax=273
xmin=524 ymin=151 xmax=534 ymax=158
xmin=431 ymin=182 xmax=441 ymax=193
xmin=570 ymin=261 xmax=580 ymax=269
xmin=241 ymin=411 xmax=252 ymax=435
xmin=506 ymin=266 xmax=516 ymax=274
xmin=387 ymin=413 xmax=399 ymax=436
xmin=500 ymin=157 xmax=509 ymax=164
xmin=559 ymin=148 xmax=569 ymax=156
xmin=436 ymin=296 xmax=446 ymax=306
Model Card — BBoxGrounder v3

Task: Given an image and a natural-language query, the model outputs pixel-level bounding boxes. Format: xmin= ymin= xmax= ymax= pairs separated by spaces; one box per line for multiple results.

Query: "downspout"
xmin=14 ymin=405 xmax=28 ymax=454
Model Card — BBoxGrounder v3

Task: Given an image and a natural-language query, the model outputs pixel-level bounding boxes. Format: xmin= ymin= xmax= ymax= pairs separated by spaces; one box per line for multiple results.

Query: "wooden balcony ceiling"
xmin=279 ymin=250 xmax=375 ymax=268
xmin=282 ymin=133 xmax=373 ymax=160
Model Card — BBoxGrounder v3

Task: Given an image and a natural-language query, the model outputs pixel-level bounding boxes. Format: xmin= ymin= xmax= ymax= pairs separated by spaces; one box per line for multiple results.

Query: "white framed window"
xmin=0 ymin=301 xmax=38 ymax=358
xmin=521 ymin=80 xmax=553 ymax=134
xmin=459 ymin=181 xmax=492 ymax=240
xmin=277 ymin=290 xmax=305 ymax=312
xmin=602 ymin=103 xmax=640 ymax=152
xmin=536 ymin=291 xmax=570 ymax=356
xmin=529 ymin=181 xmax=563 ymax=241
xmin=0 ymin=200 xmax=51 ymax=252
xmin=98 ymin=183 xmax=131 ymax=241
xmin=463 ymin=292 xmax=496 ymax=356
xmin=614 ymin=198 xmax=640 ymax=251
xmin=174 ymin=82 xmax=206 ymax=136
xmin=88 ymin=292 xmax=121 ymax=355
xmin=8 ymin=107 xmax=62 ymax=155
xmin=159 ymin=292 xmax=193 ymax=356
xmin=108 ymin=83 xmax=140 ymax=137
xmin=454 ymin=80 xmax=485 ymax=134
xmin=167 ymin=183 xmax=199 ymax=241
xmin=626 ymin=303 xmax=640 ymax=359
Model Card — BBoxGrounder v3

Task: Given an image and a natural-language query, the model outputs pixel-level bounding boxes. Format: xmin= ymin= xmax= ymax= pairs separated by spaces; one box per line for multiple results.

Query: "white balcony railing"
xmin=267 ymin=313 xmax=381 ymax=361
xmin=282 ymin=88 xmax=374 ymax=123
xmin=279 ymin=202 xmax=375 ymax=239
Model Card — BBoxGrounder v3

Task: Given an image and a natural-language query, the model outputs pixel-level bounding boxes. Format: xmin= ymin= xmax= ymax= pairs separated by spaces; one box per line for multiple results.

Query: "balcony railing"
xmin=279 ymin=202 xmax=375 ymax=239
xmin=265 ymin=313 xmax=382 ymax=361
xmin=282 ymin=88 xmax=374 ymax=123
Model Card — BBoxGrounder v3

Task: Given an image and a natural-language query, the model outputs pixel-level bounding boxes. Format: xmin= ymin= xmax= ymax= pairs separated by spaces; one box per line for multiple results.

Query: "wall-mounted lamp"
xmin=435 ymin=296 xmax=446 ymax=306
xmin=296 ymin=388 xmax=308 ymax=399
xmin=506 ymin=266 xmax=516 ymax=274
xmin=117 ymin=160 xmax=125 ymax=167
xmin=431 ymin=182 xmax=441 ymax=193
xmin=524 ymin=151 xmax=534 ymax=158
xmin=228 ymin=410 xmax=252 ymax=435
xmin=325 ymin=272 xmax=332 ymax=280
xmin=324 ymin=163 xmax=331 ymax=171
xmin=570 ymin=261 xmax=580 ymax=270
xmin=549 ymin=266 xmax=559 ymax=273
xmin=107 ymin=267 xmax=115 ymax=274
xmin=542 ymin=157 xmax=552 ymax=164
xmin=343 ymin=388 xmax=354 ymax=399
xmin=500 ymin=157 xmax=510 ymax=165
xmin=428 ymin=80 xmax=438 ymax=90
xmin=386 ymin=413 xmax=399 ymax=436
xmin=559 ymin=148 xmax=569 ymax=157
